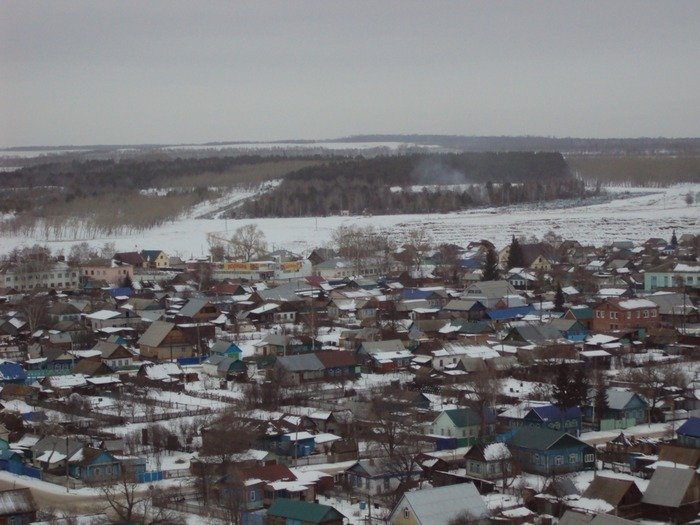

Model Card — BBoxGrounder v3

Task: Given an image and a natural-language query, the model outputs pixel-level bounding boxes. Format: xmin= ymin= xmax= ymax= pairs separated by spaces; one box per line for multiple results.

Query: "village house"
xmin=137 ymin=321 xmax=193 ymax=360
xmin=79 ymin=259 xmax=133 ymax=286
xmin=140 ymin=250 xmax=169 ymax=269
xmin=387 ymin=482 xmax=489 ymax=525
xmin=507 ymin=426 xmax=596 ymax=475
xmin=591 ymin=298 xmax=660 ymax=333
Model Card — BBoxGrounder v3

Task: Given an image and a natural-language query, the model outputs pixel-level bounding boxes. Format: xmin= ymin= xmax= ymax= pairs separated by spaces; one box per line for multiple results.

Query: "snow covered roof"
xmin=617 ymin=299 xmax=658 ymax=310
xmin=86 ymin=309 xmax=122 ymax=320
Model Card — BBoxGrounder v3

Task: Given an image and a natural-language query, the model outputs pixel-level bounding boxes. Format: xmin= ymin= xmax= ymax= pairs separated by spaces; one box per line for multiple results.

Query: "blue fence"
xmin=136 ymin=470 xmax=165 ymax=483
xmin=177 ymin=355 xmax=209 ymax=366
xmin=0 ymin=460 xmax=42 ymax=479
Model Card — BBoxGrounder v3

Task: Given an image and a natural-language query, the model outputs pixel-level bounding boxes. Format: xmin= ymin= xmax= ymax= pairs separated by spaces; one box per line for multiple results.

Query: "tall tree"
xmin=552 ymin=363 xmax=571 ymax=409
xmin=506 ymin=236 xmax=525 ymax=269
xmin=554 ymin=282 xmax=565 ymax=311
xmin=229 ymin=224 xmax=267 ymax=261
xmin=482 ymin=246 xmax=500 ymax=281
xmin=671 ymin=229 xmax=678 ymax=248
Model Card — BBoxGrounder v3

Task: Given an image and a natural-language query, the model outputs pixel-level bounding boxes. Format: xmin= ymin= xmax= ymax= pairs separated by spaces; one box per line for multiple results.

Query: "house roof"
xmin=529 ymin=405 xmax=582 ymax=422
xmin=359 ymin=339 xmax=406 ymax=354
xmin=642 ymin=466 xmax=697 ymax=508
xmin=266 ymin=499 xmax=344 ymax=523
xmin=441 ymin=408 xmax=482 ymax=428
xmin=315 ymin=351 xmax=357 ymax=368
xmin=395 ymin=483 xmax=489 ymax=525
xmin=0 ymin=488 xmax=36 ymax=515
xmin=137 ymin=320 xmax=176 ymax=347
xmin=238 ymin=463 xmax=295 ymax=483
xmin=177 ymin=298 xmax=212 ymax=318
xmin=558 ymin=510 xmax=636 ymax=525
xmin=604 ymin=389 xmax=643 ymax=411
xmin=276 ymin=353 xmax=324 ymax=372
xmin=581 ymin=476 xmax=640 ymax=507
xmin=677 ymin=417 xmax=700 ymax=439
xmin=507 ymin=426 xmax=586 ymax=451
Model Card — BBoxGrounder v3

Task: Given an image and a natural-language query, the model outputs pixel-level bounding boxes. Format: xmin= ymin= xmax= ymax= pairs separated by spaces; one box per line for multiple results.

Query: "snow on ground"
xmin=580 ymin=421 xmax=682 ymax=445
xmin=0 ymin=184 xmax=697 ymax=257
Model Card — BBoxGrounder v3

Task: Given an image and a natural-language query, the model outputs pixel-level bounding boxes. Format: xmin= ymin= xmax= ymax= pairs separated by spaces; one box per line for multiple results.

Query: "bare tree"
xmin=464 ymin=369 xmax=501 ymax=438
xmin=229 ymin=224 xmax=267 ymax=261
xmin=405 ymin=227 xmax=433 ymax=277
xmin=93 ymin=468 xmax=184 ymax=525
xmin=20 ymin=293 xmax=50 ymax=334
xmin=621 ymin=363 xmax=687 ymax=422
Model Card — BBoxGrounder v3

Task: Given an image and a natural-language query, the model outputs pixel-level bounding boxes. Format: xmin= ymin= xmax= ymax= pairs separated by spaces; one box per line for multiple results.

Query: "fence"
xmin=600 ymin=418 xmax=638 ymax=431
xmin=0 ymin=461 xmax=42 ymax=480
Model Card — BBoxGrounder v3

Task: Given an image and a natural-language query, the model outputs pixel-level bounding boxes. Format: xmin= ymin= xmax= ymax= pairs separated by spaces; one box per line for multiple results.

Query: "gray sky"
xmin=2 ymin=0 xmax=699 ymax=146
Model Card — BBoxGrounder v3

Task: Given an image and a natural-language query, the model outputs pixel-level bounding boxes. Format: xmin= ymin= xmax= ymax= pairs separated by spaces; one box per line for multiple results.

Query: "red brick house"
xmin=592 ymin=299 xmax=660 ymax=333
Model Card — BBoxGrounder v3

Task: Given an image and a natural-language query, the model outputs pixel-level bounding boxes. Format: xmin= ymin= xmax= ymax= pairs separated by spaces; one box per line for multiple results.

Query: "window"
xmin=569 ymin=453 xmax=578 ymax=463
xmin=404 ymin=508 xmax=410 ymax=519
xmin=643 ymin=310 xmax=649 ymax=318
xmin=554 ymin=455 xmax=564 ymax=466
xmin=627 ymin=312 xmax=631 ymax=319
xmin=585 ymin=453 xmax=595 ymax=463
xmin=250 ymin=490 xmax=256 ymax=501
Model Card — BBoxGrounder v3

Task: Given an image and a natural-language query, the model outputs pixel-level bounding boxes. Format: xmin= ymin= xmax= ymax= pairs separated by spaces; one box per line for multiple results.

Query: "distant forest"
xmin=0 ymin=157 xmax=318 ymax=239
xmin=239 ymin=152 xmax=584 ymax=218
xmin=339 ymin=134 xmax=700 ymax=155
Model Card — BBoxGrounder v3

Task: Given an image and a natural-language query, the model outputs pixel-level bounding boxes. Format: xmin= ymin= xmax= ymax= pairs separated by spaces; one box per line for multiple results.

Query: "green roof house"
xmin=265 ymin=499 xmax=345 ymax=525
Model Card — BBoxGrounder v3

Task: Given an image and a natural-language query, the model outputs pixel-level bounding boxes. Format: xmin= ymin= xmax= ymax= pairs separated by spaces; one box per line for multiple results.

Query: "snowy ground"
xmin=0 ymin=184 xmax=697 ymax=257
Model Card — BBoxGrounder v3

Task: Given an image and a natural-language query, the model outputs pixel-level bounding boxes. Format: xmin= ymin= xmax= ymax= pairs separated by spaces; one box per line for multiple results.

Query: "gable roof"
xmin=642 ymin=466 xmax=697 ymax=508
xmin=581 ymin=476 xmax=641 ymax=507
xmin=677 ymin=417 xmax=700 ymax=438
xmin=177 ymin=298 xmax=212 ymax=318
xmin=507 ymin=426 xmax=587 ymax=451
xmin=529 ymin=405 xmax=582 ymax=422
xmin=0 ymin=488 xmax=36 ymax=515
xmin=266 ymin=499 xmax=344 ymax=523
xmin=439 ymin=408 xmax=483 ymax=428
xmin=137 ymin=321 xmax=176 ymax=347
xmin=394 ymin=483 xmax=489 ymax=525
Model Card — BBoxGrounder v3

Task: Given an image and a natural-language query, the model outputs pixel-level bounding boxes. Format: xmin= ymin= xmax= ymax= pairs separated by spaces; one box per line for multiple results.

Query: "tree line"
xmin=240 ymin=152 xmax=583 ymax=217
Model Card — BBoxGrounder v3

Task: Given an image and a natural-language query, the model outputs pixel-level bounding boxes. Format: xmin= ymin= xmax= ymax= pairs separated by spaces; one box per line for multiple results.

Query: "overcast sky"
xmin=2 ymin=1 xmax=699 ymax=146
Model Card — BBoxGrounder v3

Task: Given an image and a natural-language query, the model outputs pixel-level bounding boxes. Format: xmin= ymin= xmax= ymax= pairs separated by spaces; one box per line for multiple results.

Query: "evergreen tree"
xmin=552 ymin=363 xmax=571 ymax=409
xmin=553 ymin=363 xmax=589 ymax=409
xmin=507 ymin=236 xmax=525 ymax=269
xmin=594 ymin=384 xmax=609 ymax=427
xmin=572 ymin=366 xmax=590 ymax=407
xmin=482 ymin=246 xmax=500 ymax=281
xmin=554 ymin=282 xmax=565 ymax=311
xmin=671 ymin=229 xmax=678 ymax=248
xmin=121 ymin=274 xmax=133 ymax=289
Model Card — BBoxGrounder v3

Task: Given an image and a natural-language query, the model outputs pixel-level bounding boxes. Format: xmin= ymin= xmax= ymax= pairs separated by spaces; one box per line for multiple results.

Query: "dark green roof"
xmin=567 ymin=306 xmax=593 ymax=320
xmin=444 ymin=408 xmax=481 ymax=427
xmin=267 ymin=499 xmax=344 ymax=523
xmin=508 ymin=426 xmax=587 ymax=451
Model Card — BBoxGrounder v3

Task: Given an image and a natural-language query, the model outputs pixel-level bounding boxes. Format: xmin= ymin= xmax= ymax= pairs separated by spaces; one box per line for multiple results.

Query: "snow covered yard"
xmin=0 ymin=183 xmax=696 ymax=257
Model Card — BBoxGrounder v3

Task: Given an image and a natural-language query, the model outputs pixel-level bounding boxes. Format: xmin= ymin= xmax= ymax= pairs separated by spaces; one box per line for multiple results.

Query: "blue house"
xmin=507 ymin=426 xmax=596 ymax=475
xmin=486 ymin=306 xmax=534 ymax=322
xmin=523 ymin=405 xmax=583 ymax=436
xmin=0 ymin=449 xmax=23 ymax=472
xmin=583 ymin=388 xmax=648 ymax=427
xmin=278 ymin=432 xmax=316 ymax=457
xmin=68 ymin=447 xmax=122 ymax=481
xmin=549 ymin=319 xmax=588 ymax=342
xmin=499 ymin=402 xmax=582 ymax=436
xmin=677 ymin=418 xmax=700 ymax=448
xmin=0 ymin=360 xmax=27 ymax=384
xmin=210 ymin=340 xmax=243 ymax=357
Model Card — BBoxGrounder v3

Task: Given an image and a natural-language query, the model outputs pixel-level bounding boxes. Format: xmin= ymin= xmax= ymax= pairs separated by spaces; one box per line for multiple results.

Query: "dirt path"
xmin=0 ymin=477 xmax=109 ymax=514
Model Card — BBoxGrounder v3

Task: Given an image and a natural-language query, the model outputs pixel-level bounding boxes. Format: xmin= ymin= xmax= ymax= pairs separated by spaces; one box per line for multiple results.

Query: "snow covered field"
xmin=0 ymin=184 xmax=697 ymax=257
